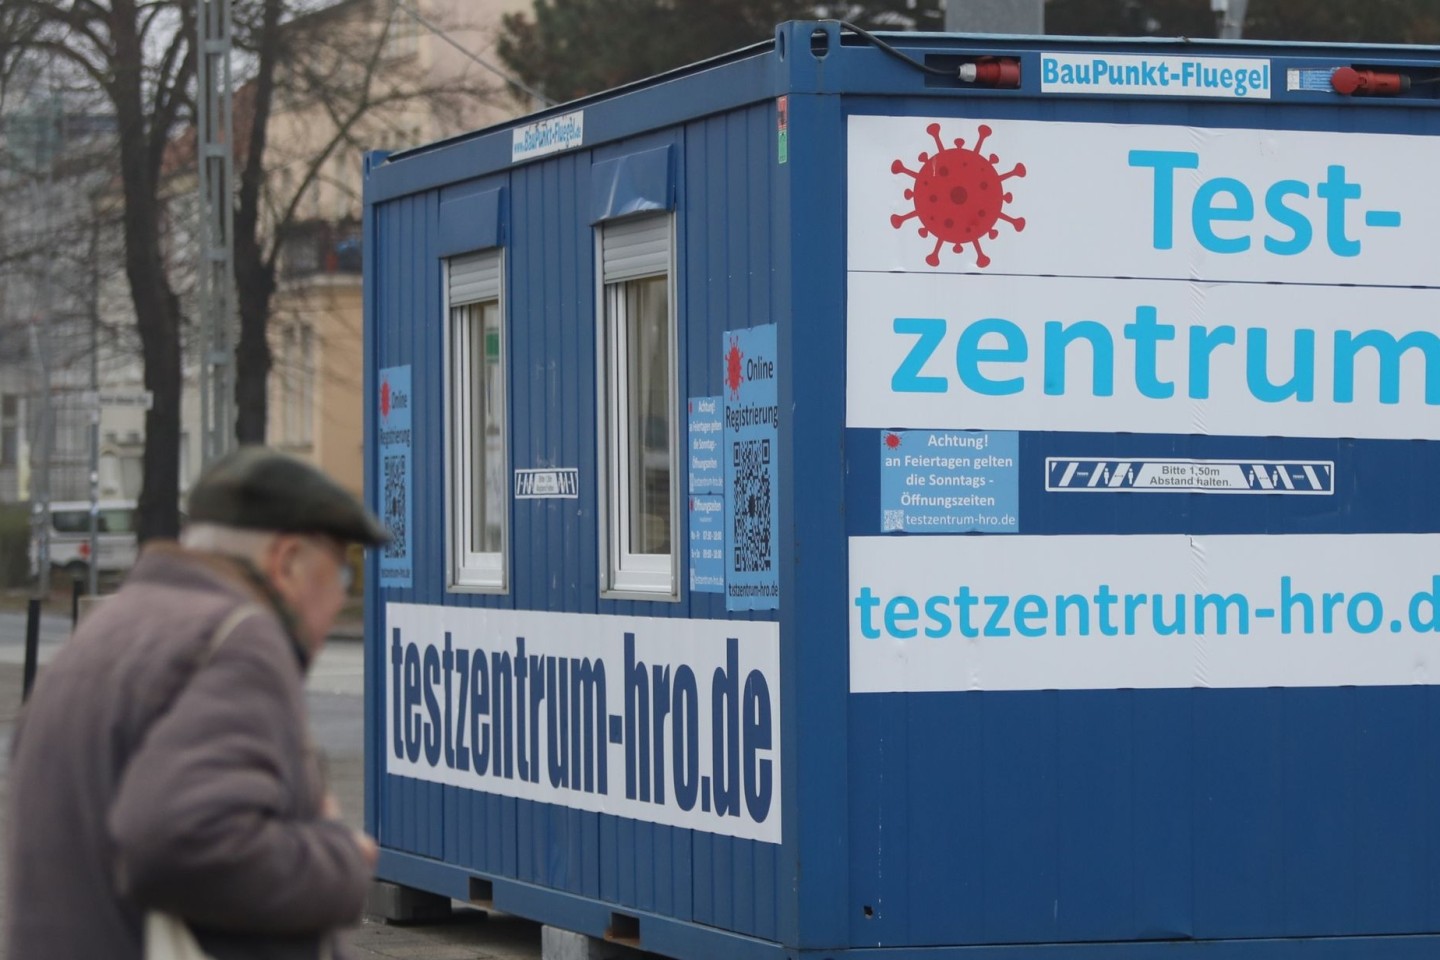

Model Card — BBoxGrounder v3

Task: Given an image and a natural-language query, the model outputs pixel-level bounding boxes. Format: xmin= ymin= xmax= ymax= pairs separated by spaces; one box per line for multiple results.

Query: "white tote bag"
xmin=145 ymin=911 xmax=219 ymax=960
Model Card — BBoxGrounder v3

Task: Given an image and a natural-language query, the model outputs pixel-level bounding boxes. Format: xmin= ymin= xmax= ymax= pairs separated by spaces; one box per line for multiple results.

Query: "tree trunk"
xmin=135 ymin=289 xmax=183 ymax=542
xmin=112 ymin=0 xmax=184 ymax=544
xmin=117 ymin=137 xmax=183 ymax=543
xmin=232 ymin=0 xmax=284 ymax=446
xmin=234 ymin=247 xmax=275 ymax=443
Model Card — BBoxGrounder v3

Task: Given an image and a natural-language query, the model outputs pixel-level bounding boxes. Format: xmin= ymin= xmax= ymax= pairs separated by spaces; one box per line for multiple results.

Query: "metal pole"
xmin=196 ymin=0 xmax=237 ymax=463
xmin=27 ymin=319 xmax=51 ymax=600
xmin=87 ymin=196 xmax=100 ymax=596
xmin=27 ymin=96 xmax=57 ymax=601
xmin=22 ymin=596 xmax=40 ymax=701
xmin=946 ymin=0 xmax=1044 ymax=34
xmin=1219 ymin=0 xmax=1248 ymax=39
xmin=1211 ymin=0 xmax=1248 ymax=39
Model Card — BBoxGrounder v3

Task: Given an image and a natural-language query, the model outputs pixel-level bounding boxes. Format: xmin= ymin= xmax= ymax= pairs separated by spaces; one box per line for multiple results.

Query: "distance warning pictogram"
xmin=1045 ymin=458 xmax=1335 ymax=495
xmin=890 ymin=122 xmax=1026 ymax=268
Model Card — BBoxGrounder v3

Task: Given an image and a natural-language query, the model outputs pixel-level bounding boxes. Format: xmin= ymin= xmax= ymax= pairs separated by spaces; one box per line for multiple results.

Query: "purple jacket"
xmin=5 ymin=544 xmax=371 ymax=960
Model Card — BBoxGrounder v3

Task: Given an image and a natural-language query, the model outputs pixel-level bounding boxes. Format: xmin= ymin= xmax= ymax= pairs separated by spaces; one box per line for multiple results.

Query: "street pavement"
xmin=0 ymin=609 xmax=546 ymax=960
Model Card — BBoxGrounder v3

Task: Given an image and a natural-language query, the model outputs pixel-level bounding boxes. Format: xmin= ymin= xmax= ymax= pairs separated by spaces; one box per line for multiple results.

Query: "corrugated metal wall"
xmin=841 ymin=94 xmax=1440 ymax=948
xmin=368 ymin=102 xmax=783 ymax=942
xmin=368 ymin=26 xmax=1440 ymax=957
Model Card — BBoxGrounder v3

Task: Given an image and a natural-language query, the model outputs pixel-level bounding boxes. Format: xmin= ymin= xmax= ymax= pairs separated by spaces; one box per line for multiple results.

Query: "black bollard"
xmin=22 ymin=596 xmax=41 ymax=702
xmin=72 ymin=575 xmax=82 ymax=630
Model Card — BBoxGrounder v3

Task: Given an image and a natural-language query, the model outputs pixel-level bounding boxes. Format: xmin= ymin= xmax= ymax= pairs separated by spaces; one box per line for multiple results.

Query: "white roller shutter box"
xmin=449 ymin=251 xmax=501 ymax=305
xmin=601 ymin=217 xmax=669 ymax=282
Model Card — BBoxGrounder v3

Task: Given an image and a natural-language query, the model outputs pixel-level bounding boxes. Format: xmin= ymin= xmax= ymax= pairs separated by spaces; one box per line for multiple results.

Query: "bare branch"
xmin=150 ymin=13 xmax=190 ymax=131
xmin=147 ymin=1 xmax=195 ymax=185
xmin=261 ymin=4 xmax=396 ymax=268
xmin=71 ymin=0 xmax=112 ymax=23
xmin=391 ymin=0 xmax=552 ymax=106
xmin=137 ymin=3 xmax=170 ymax=46
xmin=236 ymin=0 xmax=282 ymax=223
xmin=11 ymin=0 xmax=112 ymax=66
xmin=16 ymin=38 xmax=111 ymax=92
xmin=226 ymin=0 xmax=511 ymax=442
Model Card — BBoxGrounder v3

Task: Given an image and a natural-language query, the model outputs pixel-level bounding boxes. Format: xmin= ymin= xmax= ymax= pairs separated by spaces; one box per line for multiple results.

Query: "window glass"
xmin=598 ymin=215 xmax=677 ymax=597
xmin=447 ymin=250 xmax=506 ymax=590
xmin=101 ymin=509 xmax=136 ymax=534
xmin=462 ymin=300 xmax=505 ymax=555
xmin=624 ymin=276 xmax=670 ymax=555
xmin=51 ymin=510 xmax=88 ymax=534
xmin=0 ymin=395 xmax=17 ymax=467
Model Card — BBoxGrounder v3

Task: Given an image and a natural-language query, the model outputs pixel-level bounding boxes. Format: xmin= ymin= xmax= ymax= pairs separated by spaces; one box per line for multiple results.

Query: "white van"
xmin=30 ymin=500 xmax=139 ymax=581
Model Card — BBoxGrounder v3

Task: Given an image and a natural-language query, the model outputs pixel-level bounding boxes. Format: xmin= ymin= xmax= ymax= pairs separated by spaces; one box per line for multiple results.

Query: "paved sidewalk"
xmin=350 ymin=910 xmax=542 ymax=960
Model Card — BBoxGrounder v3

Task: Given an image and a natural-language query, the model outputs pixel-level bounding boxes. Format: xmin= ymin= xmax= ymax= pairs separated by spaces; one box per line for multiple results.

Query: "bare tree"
xmin=1 ymin=0 xmax=196 ymax=542
xmin=2 ymin=0 xmax=500 ymax=538
xmin=231 ymin=0 xmax=498 ymax=442
xmin=0 ymin=88 xmax=113 ymax=523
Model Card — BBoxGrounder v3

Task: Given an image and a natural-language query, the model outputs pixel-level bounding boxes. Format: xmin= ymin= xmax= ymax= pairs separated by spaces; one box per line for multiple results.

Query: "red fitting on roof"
xmin=1331 ymin=67 xmax=1409 ymax=96
xmin=959 ymin=58 xmax=1021 ymax=89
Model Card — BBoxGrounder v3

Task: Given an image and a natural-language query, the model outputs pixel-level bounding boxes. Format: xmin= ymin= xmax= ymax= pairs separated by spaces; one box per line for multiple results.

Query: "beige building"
xmin=268 ymin=275 xmax=363 ymax=491
xmin=262 ymin=0 xmax=536 ymax=496
xmin=87 ymin=0 xmax=536 ymax=502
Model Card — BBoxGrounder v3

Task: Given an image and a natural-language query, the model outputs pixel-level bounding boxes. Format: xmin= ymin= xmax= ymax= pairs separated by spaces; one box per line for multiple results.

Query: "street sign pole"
xmin=197 ymin=0 xmax=237 ymax=463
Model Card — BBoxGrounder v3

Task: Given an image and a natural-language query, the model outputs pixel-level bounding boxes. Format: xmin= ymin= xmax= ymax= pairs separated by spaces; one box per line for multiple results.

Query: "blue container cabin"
xmin=364 ymin=21 xmax=1440 ymax=959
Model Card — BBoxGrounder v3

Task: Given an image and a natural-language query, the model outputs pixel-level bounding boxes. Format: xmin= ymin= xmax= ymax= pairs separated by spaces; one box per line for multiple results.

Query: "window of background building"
xmin=299 ymin=324 xmax=314 ymax=445
xmin=447 ymin=249 xmax=507 ymax=590
xmin=1 ymin=395 xmax=18 ymax=467
xmin=279 ymin=323 xmax=314 ymax=448
xmin=384 ymin=7 xmax=420 ymax=60
xmin=598 ymin=215 xmax=677 ymax=598
xmin=281 ymin=326 xmax=297 ymax=443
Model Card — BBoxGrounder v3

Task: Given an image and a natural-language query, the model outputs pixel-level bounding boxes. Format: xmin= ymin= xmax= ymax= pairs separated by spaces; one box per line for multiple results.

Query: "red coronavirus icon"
xmin=890 ymin=122 xmax=1026 ymax=268
xmin=725 ymin=337 xmax=745 ymax=398
xmin=380 ymin=379 xmax=391 ymax=419
xmin=883 ymin=432 xmax=902 ymax=449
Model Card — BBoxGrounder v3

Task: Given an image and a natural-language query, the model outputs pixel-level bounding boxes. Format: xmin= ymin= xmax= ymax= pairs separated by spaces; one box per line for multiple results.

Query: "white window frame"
xmin=596 ymin=215 xmax=679 ymax=599
xmin=445 ymin=249 xmax=508 ymax=592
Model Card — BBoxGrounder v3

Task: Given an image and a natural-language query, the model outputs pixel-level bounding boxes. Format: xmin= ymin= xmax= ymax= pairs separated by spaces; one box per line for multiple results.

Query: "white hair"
xmin=179 ymin=523 xmax=280 ymax=565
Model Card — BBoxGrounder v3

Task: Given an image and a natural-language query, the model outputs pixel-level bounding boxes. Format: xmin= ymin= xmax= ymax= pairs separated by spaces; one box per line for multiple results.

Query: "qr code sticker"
xmin=732 ymin=438 xmax=771 ymax=573
xmin=383 ymin=454 xmax=406 ymax=559
xmin=883 ymin=509 xmax=904 ymax=532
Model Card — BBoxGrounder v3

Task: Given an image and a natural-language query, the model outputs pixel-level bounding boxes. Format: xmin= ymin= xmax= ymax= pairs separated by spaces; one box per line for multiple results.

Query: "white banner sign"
xmin=512 ymin=110 xmax=584 ymax=163
xmin=848 ymin=117 xmax=1436 ymax=286
xmin=384 ymin=604 xmax=781 ymax=843
xmin=846 ymin=272 xmax=1440 ymax=440
xmin=849 ymin=534 xmax=1440 ymax=693
xmin=1040 ymin=53 xmax=1272 ymax=100
xmin=81 ymin=389 xmax=153 ymax=410
xmin=513 ymin=468 xmax=579 ymax=499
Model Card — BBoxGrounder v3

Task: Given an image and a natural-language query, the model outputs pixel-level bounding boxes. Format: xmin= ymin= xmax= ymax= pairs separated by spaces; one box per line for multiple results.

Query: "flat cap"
xmin=188 ymin=446 xmax=390 ymax=546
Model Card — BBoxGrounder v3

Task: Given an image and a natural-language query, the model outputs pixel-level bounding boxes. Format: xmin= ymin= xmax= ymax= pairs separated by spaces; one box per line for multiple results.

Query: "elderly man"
xmin=6 ymin=447 xmax=387 ymax=960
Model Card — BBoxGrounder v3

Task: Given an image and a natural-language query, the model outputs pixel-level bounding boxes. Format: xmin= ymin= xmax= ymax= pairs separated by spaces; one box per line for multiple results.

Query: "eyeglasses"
xmin=306 ymin=535 xmax=353 ymax=592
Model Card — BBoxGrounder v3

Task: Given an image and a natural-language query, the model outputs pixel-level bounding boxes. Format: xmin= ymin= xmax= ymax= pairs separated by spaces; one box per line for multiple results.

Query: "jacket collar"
xmin=133 ymin=542 xmax=312 ymax=670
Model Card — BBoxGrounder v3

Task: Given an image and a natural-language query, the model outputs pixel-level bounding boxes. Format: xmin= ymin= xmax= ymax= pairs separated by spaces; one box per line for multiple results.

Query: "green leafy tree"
xmin=498 ymin=0 xmax=943 ymax=104
xmin=1244 ymin=0 xmax=1440 ymax=43
xmin=1045 ymin=0 xmax=1440 ymax=42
